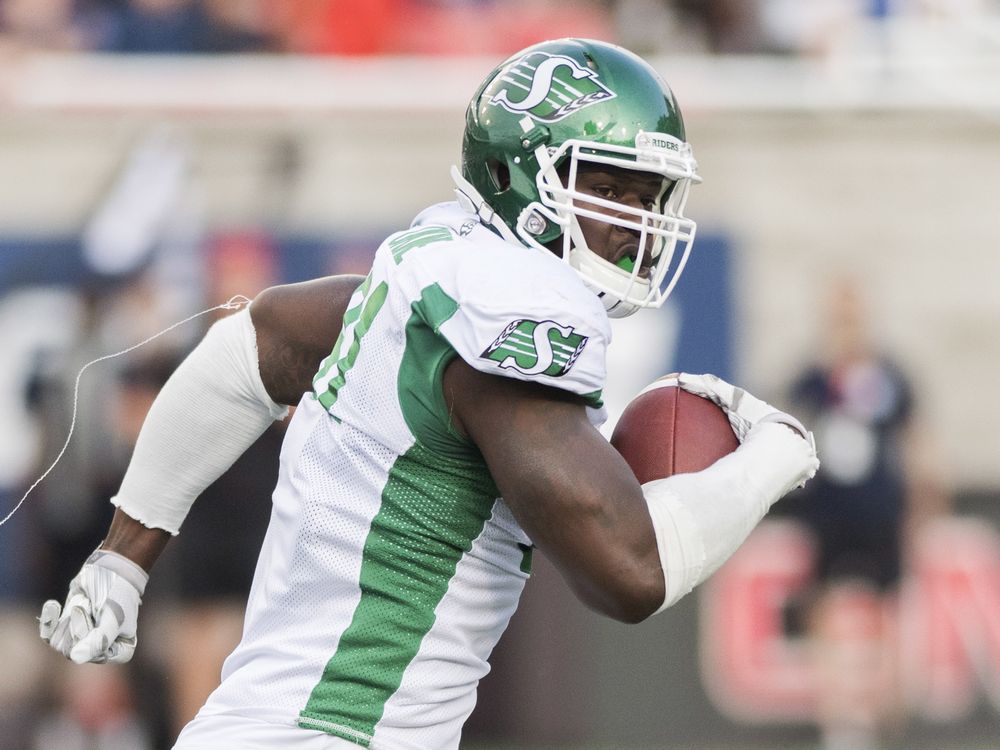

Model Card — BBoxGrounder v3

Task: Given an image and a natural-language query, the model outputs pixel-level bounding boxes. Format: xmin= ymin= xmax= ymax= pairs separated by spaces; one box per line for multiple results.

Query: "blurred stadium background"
xmin=1 ymin=1 xmax=999 ymax=749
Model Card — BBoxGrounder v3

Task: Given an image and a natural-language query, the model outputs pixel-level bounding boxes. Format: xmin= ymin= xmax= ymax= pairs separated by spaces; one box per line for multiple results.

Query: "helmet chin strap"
xmin=450 ymin=166 xmax=525 ymax=247
xmin=604 ymin=296 xmax=636 ymax=318
xmin=585 ymin=278 xmax=637 ymax=318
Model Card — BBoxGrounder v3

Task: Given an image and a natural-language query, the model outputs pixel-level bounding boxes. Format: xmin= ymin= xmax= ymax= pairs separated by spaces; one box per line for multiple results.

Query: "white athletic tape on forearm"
xmin=111 ymin=306 xmax=288 ymax=534
xmin=643 ymin=422 xmax=817 ymax=613
xmin=642 ymin=481 xmax=705 ymax=610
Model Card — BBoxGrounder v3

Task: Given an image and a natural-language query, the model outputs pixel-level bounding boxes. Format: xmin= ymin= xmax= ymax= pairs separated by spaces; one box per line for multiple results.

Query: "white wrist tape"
xmin=88 ymin=549 xmax=149 ymax=595
xmin=111 ymin=307 xmax=288 ymax=534
xmin=643 ymin=422 xmax=818 ymax=613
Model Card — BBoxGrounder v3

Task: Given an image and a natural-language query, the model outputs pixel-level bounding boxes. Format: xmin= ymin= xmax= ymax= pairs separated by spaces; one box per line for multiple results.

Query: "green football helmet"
xmin=452 ymin=38 xmax=700 ymax=318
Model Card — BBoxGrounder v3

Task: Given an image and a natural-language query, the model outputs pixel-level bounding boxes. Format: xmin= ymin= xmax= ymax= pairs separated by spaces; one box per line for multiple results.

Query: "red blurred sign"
xmin=700 ymin=518 xmax=1000 ymax=723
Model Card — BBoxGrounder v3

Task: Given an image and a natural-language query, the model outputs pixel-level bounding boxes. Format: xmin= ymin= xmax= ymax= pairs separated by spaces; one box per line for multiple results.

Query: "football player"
xmin=40 ymin=39 xmax=818 ymax=748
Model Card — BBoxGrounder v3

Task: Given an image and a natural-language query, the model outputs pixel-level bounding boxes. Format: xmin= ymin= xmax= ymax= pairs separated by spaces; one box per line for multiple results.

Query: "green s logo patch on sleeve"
xmin=481 ymin=319 xmax=588 ymax=377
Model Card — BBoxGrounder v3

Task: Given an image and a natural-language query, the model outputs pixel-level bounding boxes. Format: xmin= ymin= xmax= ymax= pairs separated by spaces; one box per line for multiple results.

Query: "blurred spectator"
xmin=18 ymin=293 xmax=176 ymax=750
xmin=757 ymin=0 xmax=860 ymax=56
xmin=201 ymin=0 xmax=276 ymax=51
xmin=779 ymin=276 xmax=949 ymax=750
xmin=267 ymin=0 xmax=613 ymax=56
xmin=673 ymin=0 xmax=766 ymax=53
xmin=10 ymin=247 xmax=280 ymax=747
xmin=3 ymin=0 xmax=1000 ymax=56
xmin=29 ymin=293 xmax=128 ymax=604
xmin=0 ymin=0 xmax=82 ymax=50
xmin=265 ymin=0 xmax=402 ymax=55
xmin=612 ymin=0 xmax=925 ymax=57
xmin=0 ymin=286 xmax=90 ymax=748
xmin=154 ymin=422 xmax=284 ymax=736
xmin=150 ymin=230 xmax=285 ymax=738
xmin=99 ymin=0 xmax=275 ymax=53
xmin=608 ymin=0 xmax=692 ymax=56
xmin=32 ymin=658 xmax=153 ymax=750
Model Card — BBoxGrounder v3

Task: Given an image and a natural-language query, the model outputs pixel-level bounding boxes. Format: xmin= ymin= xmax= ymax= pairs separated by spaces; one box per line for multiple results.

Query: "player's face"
xmin=558 ymin=164 xmax=669 ymax=276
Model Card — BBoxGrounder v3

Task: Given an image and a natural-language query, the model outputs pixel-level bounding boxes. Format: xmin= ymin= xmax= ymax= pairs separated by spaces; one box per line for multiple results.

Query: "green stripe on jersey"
xmin=297 ymin=447 xmax=496 ymax=743
xmin=298 ymin=282 xmax=498 ymax=743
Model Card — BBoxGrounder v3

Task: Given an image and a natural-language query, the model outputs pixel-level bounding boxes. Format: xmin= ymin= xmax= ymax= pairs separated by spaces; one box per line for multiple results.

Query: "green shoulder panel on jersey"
xmin=298 ymin=284 xmax=499 ymax=744
xmin=397 ymin=282 xmax=483 ymax=458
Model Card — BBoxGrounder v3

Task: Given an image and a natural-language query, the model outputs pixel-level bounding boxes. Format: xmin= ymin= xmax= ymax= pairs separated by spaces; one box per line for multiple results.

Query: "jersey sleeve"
xmin=433 ymin=246 xmax=610 ymax=407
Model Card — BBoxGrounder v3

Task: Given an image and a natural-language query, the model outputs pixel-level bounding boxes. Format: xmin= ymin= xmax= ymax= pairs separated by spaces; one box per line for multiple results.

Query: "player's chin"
xmin=627 ymin=261 xmax=653 ymax=280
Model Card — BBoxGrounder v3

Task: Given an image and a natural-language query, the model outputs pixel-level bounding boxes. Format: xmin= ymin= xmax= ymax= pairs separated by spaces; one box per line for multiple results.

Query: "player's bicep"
xmin=444 ymin=358 xmax=664 ymax=621
xmin=251 ymin=274 xmax=365 ymax=405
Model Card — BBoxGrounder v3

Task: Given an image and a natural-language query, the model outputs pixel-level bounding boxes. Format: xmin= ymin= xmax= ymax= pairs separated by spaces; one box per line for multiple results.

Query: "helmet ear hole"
xmin=486 ymin=159 xmax=511 ymax=192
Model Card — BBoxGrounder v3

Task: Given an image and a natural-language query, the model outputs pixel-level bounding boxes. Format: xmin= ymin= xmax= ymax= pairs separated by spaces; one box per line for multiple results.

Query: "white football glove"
xmin=674 ymin=372 xmax=818 ymax=486
xmin=674 ymin=372 xmax=809 ymax=441
xmin=39 ymin=549 xmax=148 ymax=664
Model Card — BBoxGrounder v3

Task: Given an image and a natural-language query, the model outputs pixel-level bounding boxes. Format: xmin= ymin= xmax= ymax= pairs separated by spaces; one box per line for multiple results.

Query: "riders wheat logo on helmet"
xmin=489 ymin=52 xmax=617 ymax=123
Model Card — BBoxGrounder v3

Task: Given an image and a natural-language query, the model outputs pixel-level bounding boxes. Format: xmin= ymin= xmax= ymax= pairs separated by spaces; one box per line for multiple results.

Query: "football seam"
xmin=668 ymin=384 xmax=678 ymax=476
xmin=637 ymin=375 xmax=679 ymax=398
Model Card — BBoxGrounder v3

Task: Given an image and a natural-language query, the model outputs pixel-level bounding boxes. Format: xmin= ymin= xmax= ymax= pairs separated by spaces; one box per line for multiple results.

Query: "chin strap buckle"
xmin=451 ymin=166 xmax=496 ymax=226
xmin=457 ymin=191 xmax=496 ymax=225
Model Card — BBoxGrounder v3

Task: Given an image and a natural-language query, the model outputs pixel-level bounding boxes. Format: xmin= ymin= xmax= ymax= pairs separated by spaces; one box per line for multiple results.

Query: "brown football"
xmin=610 ymin=380 xmax=739 ymax=484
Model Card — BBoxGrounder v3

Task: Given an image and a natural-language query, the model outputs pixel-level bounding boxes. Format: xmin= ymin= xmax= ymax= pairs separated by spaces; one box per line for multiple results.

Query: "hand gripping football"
xmin=610 ymin=376 xmax=739 ymax=484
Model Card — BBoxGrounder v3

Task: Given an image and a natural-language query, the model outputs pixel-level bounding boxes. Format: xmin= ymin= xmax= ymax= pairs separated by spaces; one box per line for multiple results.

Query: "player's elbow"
xmin=581 ymin=563 xmax=664 ymax=624
xmin=605 ymin=599 xmax=657 ymax=624
xmin=613 ymin=575 xmax=664 ymax=624
xmin=599 ymin=589 xmax=661 ymax=624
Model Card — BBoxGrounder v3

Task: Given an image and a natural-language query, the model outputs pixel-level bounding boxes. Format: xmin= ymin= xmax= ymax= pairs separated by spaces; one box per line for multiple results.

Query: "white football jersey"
xmin=197 ymin=202 xmax=611 ymax=749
